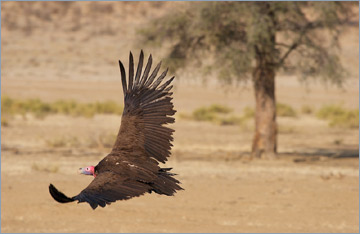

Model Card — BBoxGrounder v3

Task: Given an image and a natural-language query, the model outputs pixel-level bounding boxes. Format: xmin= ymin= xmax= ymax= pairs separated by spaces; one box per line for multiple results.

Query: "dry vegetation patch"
xmin=316 ymin=104 xmax=359 ymax=128
xmin=1 ymin=96 xmax=123 ymax=120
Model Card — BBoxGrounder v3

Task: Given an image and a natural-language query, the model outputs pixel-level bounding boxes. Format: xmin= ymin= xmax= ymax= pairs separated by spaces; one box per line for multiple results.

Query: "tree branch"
xmin=277 ymin=43 xmax=298 ymax=67
xmin=276 ymin=21 xmax=317 ymax=67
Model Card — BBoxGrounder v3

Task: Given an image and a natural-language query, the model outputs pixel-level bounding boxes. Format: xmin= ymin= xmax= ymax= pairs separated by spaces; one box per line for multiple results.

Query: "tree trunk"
xmin=251 ymin=2 xmax=277 ymax=159
xmin=251 ymin=56 xmax=277 ymax=159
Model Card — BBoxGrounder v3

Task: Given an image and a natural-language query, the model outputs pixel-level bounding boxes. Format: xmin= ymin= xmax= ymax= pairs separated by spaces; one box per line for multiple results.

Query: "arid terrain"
xmin=1 ymin=2 xmax=359 ymax=233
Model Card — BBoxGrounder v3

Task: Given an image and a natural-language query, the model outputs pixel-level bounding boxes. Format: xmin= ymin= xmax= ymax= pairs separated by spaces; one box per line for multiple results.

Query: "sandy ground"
xmin=1 ymin=87 xmax=359 ymax=232
xmin=1 ymin=2 xmax=359 ymax=233
xmin=1 ymin=152 xmax=359 ymax=233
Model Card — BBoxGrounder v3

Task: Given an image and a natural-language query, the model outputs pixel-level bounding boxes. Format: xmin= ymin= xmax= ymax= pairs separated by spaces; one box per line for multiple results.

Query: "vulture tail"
xmin=49 ymin=184 xmax=75 ymax=203
xmin=151 ymin=168 xmax=183 ymax=196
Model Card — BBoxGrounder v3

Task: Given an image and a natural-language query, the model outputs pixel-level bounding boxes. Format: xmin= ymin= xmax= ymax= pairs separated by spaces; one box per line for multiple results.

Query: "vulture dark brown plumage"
xmin=49 ymin=51 xmax=183 ymax=209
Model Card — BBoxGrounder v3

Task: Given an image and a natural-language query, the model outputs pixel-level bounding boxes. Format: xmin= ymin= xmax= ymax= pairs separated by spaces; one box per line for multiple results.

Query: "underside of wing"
xmin=49 ymin=167 xmax=182 ymax=210
xmin=74 ymin=171 xmax=151 ymax=209
xmin=112 ymin=50 xmax=176 ymax=164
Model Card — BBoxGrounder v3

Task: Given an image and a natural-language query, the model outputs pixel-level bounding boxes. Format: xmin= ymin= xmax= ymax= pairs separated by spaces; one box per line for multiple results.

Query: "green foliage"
xmin=317 ymin=104 xmax=359 ymax=128
xmin=138 ymin=2 xmax=353 ymax=86
xmin=276 ymin=103 xmax=297 ymax=117
xmin=1 ymin=96 xmax=123 ymax=119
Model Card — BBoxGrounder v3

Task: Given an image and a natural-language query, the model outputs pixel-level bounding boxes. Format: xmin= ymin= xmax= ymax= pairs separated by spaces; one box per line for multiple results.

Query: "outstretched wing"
xmin=49 ymin=171 xmax=151 ymax=210
xmin=74 ymin=171 xmax=151 ymax=209
xmin=112 ymin=50 xmax=176 ymax=164
xmin=49 ymin=51 xmax=180 ymax=210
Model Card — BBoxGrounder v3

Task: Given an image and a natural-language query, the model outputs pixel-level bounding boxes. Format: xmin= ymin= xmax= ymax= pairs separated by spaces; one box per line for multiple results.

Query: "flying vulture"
xmin=49 ymin=51 xmax=182 ymax=209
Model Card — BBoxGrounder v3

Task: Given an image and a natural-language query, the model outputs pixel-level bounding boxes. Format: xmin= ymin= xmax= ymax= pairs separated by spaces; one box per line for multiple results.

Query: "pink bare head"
xmin=78 ymin=166 xmax=95 ymax=177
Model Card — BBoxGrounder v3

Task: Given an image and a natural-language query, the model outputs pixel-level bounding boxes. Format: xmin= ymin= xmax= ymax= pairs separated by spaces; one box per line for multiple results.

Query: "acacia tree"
xmin=138 ymin=2 xmax=356 ymax=159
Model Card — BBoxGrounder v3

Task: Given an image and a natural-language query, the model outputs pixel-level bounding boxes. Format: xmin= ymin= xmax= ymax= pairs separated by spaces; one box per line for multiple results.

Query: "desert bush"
xmin=301 ymin=105 xmax=314 ymax=115
xmin=188 ymin=104 xmax=258 ymax=126
xmin=1 ymin=97 xmax=123 ymax=119
xmin=207 ymin=104 xmax=233 ymax=114
xmin=192 ymin=107 xmax=217 ymax=121
xmin=2 ymin=95 xmax=18 ymax=115
xmin=24 ymin=99 xmax=54 ymax=118
xmin=329 ymin=110 xmax=358 ymax=128
xmin=317 ymin=104 xmax=346 ymax=119
xmin=191 ymin=104 xmax=248 ymax=126
xmin=317 ymin=104 xmax=359 ymax=129
xmin=218 ymin=115 xmax=244 ymax=126
xmin=276 ymin=103 xmax=297 ymax=117
xmin=192 ymin=104 xmax=233 ymax=122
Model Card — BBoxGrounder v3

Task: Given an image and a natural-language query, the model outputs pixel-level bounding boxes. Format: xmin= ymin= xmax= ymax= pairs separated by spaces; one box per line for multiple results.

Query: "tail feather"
xmin=151 ymin=168 xmax=183 ymax=196
xmin=49 ymin=184 xmax=75 ymax=203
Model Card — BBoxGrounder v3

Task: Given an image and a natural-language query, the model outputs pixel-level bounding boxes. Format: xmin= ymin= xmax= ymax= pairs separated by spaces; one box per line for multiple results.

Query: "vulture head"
xmin=78 ymin=166 xmax=96 ymax=177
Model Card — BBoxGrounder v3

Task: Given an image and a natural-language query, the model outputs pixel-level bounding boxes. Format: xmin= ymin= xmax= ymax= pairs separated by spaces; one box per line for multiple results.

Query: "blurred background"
xmin=1 ymin=2 xmax=359 ymax=233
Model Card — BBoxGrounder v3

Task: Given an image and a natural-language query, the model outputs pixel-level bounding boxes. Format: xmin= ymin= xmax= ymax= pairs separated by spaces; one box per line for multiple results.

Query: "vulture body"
xmin=49 ymin=51 xmax=182 ymax=209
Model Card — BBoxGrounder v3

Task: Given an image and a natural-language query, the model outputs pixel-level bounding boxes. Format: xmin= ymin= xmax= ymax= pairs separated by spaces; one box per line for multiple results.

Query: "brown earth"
xmin=1 ymin=2 xmax=359 ymax=233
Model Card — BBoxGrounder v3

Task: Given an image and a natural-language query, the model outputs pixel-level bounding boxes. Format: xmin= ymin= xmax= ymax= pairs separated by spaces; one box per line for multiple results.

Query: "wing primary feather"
xmin=145 ymin=61 xmax=162 ymax=87
xmin=134 ymin=50 xmax=144 ymax=88
xmin=164 ymin=86 xmax=173 ymax=92
xmin=137 ymin=90 xmax=168 ymax=106
xmin=119 ymin=60 xmax=127 ymax=95
xmin=128 ymin=51 xmax=134 ymax=90
xmin=151 ymin=68 xmax=168 ymax=89
xmin=140 ymin=54 xmax=152 ymax=87
xmin=158 ymin=76 xmax=175 ymax=90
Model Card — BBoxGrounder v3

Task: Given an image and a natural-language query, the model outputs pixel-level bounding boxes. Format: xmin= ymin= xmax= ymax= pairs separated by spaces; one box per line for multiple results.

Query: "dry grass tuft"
xmin=317 ymin=104 xmax=359 ymax=129
xmin=276 ymin=103 xmax=297 ymax=117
